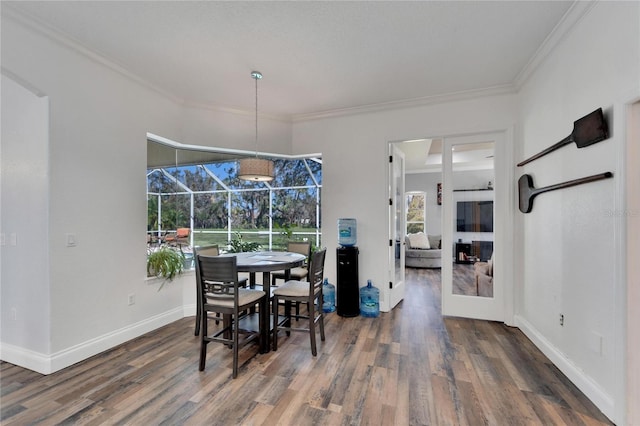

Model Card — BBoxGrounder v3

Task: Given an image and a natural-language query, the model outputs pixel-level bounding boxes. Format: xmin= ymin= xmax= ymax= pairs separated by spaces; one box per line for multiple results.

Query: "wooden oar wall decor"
xmin=516 ymin=107 xmax=613 ymax=213
xmin=517 ymin=108 xmax=609 ymax=167
xmin=518 ymin=172 xmax=613 ymax=213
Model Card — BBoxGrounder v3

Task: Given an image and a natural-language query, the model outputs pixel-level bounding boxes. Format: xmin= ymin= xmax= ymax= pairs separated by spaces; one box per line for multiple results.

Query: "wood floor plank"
xmin=0 ymin=268 xmax=613 ymax=425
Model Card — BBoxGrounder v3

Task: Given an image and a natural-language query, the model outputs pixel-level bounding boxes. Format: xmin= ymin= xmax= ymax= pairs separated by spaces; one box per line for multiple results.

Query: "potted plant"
xmin=147 ymin=246 xmax=185 ymax=281
xmin=227 ymin=232 xmax=261 ymax=253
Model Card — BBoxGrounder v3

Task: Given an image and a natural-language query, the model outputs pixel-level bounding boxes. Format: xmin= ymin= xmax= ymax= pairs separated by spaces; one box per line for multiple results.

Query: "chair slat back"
xmin=288 ymin=241 xmax=311 ymax=265
xmin=308 ymin=248 xmax=327 ymax=295
xmin=194 ymin=245 xmax=219 ymax=289
xmin=194 ymin=245 xmax=220 ymax=257
xmin=196 ymin=255 xmax=240 ymax=303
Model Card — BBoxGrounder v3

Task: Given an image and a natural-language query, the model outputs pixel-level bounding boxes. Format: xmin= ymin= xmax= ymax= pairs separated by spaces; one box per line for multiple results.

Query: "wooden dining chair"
xmin=271 ymin=241 xmax=312 ymax=318
xmin=193 ymin=245 xmax=247 ymax=336
xmin=196 ymin=254 xmax=266 ymax=378
xmin=272 ymin=248 xmax=327 ymax=356
xmin=271 ymin=241 xmax=312 ymax=287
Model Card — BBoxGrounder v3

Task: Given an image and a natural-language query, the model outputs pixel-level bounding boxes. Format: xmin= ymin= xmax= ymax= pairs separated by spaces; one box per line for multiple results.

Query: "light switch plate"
xmin=66 ymin=233 xmax=77 ymax=247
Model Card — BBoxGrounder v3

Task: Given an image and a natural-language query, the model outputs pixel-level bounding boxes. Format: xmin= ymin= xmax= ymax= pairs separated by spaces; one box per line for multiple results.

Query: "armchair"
xmin=165 ymin=227 xmax=190 ymax=247
xmin=474 ymin=252 xmax=494 ymax=297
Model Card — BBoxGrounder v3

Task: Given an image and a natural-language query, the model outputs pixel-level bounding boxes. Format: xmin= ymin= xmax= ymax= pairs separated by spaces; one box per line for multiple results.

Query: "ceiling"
xmin=4 ymin=1 xmax=574 ymax=120
xmin=4 ymin=1 xmax=575 ymax=172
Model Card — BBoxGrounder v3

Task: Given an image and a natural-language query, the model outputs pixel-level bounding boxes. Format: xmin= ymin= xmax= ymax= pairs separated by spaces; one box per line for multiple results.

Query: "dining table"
xmin=220 ymin=250 xmax=306 ymax=352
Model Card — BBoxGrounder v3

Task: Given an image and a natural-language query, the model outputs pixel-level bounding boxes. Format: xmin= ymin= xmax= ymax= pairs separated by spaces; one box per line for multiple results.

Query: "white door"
xmin=389 ymin=144 xmax=406 ymax=309
xmin=441 ymin=132 xmax=508 ymax=321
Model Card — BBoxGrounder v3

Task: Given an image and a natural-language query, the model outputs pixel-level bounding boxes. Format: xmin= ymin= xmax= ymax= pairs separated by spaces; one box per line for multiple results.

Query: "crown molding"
xmin=1 ymin=4 xmax=188 ymax=106
xmin=3 ymin=2 xmax=591 ymax=125
xmin=3 ymin=4 xmax=292 ymax=122
xmin=514 ymin=1 xmax=597 ymax=89
xmin=147 ymin=132 xmax=321 ymax=160
xmin=291 ymin=84 xmax=517 ymax=123
xmin=1 ymin=67 xmax=47 ymax=97
xmin=180 ymin=99 xmax=290 ymax=123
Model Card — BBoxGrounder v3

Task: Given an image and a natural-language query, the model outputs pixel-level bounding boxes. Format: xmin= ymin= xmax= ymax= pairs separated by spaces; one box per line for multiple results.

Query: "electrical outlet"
xmin=128 ymin=294 xmax=135 ymax=306
xmin=559 ymin=314 xmax=564 ymax=326
xmin=11 ymin=308 xmax=17 ymax=321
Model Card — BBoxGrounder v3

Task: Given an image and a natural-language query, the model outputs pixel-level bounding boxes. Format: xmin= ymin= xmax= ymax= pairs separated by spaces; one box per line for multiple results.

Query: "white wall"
xmin=515 ymin=2 xmax=639 ymax=423
xmin=626 ymin=100 xmax=640 ymax=425
xmin=1 ymin=75 xmax=50 ymax=358
xmin=292 ymin=95 xmax=518 ymax=312
xmin=0 ymin=12 xmax=291 ymax=373
xmin=178 ymin=104 xmax=292 ymax=154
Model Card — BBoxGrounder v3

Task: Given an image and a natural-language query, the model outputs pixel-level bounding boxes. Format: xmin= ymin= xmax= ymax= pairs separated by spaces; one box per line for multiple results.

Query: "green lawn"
xmin=191 ymin=229 xmax=318 ymax=252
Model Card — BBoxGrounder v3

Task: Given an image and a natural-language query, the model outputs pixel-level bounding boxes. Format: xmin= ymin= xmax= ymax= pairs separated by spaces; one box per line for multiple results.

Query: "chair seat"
xmin=273 ymin=280 xmax=315 ymax=298
xmin=205 ymin=289 xmax=265 ymax=308
xmin=196 ymin=253 xmax=266 ymax=377
xmin=271 ymin=267 xmax=308 ymax=280
xmin=272 ymin=248 xmax=327 ymax=357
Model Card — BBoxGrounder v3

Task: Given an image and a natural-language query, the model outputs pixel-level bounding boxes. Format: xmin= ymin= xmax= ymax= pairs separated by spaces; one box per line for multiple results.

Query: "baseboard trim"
xmin=514 ymin=315 xmax=615 ymax=423
xmin=0 ymin=343 xmax=51 ymax=374
xmin=1 ymin=307 xmax=184 ymax=374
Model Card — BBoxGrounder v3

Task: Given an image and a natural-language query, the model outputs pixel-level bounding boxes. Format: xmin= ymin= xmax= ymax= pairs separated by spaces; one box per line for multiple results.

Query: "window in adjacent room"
xmin=406 ymin=191 xmax=425 ymax=234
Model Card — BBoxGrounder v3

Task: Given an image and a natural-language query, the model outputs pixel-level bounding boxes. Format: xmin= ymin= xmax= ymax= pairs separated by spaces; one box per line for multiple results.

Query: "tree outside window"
xmin=406 ymin=191 xmax=425 ymax=234
xmin=147 ymin=157 xmax=322 ymax=252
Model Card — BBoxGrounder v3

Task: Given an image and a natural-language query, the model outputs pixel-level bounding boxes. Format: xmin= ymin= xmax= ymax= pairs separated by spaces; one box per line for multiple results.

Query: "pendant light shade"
xmin=239 ymin=71 xmax=274 ymax=182
xmin=238 ymin=157 xmax=274 ymax=181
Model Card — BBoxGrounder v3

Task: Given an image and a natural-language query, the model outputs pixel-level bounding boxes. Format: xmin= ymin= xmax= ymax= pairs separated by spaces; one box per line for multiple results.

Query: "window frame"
xmin=405 ymin=191 xmax=426 ymax=234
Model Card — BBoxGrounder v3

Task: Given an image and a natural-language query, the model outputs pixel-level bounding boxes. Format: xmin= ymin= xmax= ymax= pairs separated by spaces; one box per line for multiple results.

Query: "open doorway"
xmin=392 ymin=131 xmax=510 ymax=323
xmin=391 ymin=139 xmax=443 ymax=298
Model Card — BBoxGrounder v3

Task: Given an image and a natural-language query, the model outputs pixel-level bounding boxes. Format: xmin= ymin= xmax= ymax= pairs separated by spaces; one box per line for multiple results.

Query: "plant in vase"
xmin=147 ymin=245 xmax=185 ymax=284
xmin=227 ymin=232 xmax=261 ymax=253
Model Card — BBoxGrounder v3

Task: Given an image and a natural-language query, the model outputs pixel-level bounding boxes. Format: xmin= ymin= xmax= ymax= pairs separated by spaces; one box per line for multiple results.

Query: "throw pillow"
xmin=408 ymin=232 xmax=430 ymax=249
xmin=427 ymin=234 xmax=441 ymax=249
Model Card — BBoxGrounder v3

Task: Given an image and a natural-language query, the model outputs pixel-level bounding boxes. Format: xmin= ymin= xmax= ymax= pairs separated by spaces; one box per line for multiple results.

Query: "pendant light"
xmin=238 ymin=71 xmax=274 ymax=182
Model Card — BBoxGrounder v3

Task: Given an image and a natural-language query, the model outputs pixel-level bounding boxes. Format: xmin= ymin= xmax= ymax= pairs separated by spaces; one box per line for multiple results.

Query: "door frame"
xmin=388 ymin=143 xmax=406 ymax=310
xmin=441 ymin=129 xmax=515 ymax=323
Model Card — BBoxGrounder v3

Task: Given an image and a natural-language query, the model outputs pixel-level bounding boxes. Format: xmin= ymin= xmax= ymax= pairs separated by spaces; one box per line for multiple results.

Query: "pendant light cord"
xmin=255 ymin=73 xmax=258 ymax=158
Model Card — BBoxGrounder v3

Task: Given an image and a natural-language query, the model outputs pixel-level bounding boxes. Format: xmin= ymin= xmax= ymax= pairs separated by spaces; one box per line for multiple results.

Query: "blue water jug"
xmin=360 ymin=279 xmax=379 ymax=318
xmin=322 ymin=278 xmax=336 ymax=313
xmin=338 ymin=218 xmax=357 ymax=247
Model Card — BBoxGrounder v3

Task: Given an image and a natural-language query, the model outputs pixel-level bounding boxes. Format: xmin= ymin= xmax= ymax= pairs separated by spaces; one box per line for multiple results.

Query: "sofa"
xmin=405 ymin=232 xmax=442 ymax=268
xmin=474 ymin=252 xmax=494 ymax=297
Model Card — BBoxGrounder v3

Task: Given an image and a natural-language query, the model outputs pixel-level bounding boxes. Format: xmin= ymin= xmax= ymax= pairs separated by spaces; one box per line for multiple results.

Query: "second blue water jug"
xmin=360 ymin=279 xmax=379 ymax=318
xmin=322 ymin=278 xmax=336 ymax=313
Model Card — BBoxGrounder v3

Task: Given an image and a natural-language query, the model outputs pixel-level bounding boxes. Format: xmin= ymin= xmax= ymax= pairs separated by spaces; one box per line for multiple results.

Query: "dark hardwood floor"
xmin=0 ymin=268 xmax=612 ymax=425
xmin=451 ymin=263 xmax=478 ymax=296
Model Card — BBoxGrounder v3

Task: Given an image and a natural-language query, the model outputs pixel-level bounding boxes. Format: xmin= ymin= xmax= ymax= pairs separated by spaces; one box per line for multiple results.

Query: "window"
xmin=406 ymin=191 xmax=425 ymax=234
xmin=147 ymin=147 xmax=322 ymax=252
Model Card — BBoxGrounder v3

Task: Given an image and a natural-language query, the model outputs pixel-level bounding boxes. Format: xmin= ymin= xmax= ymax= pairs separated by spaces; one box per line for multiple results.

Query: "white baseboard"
xmin=0 ymin=343 xmax=52 ymax=374
xmin=0 ymin=307 xmax=184 ymax=375
xmin=514 ymin=315 xmax=615 ymax=423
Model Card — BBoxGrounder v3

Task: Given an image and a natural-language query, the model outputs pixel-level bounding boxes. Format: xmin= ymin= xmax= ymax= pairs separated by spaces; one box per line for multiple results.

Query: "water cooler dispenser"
xmin=337 ymin=218 xmax=360 ymax=317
